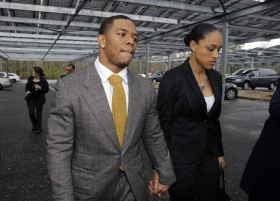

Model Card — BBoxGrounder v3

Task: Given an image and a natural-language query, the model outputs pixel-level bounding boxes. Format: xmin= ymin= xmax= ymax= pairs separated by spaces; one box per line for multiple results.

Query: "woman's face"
xmin=33 ymin=70 xmax=39 ymax=77
xmin=191 ymin=31 xmax=223 ymax=70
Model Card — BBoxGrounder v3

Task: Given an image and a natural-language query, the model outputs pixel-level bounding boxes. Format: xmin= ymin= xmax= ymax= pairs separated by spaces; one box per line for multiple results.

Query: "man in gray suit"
xmin=46 ymin=15 xmax=176 ymax=201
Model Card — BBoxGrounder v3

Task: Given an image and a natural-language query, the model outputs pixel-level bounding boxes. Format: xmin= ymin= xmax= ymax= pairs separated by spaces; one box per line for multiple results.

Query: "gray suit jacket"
xmin=46 ymin=64 xmax=176 ymax=201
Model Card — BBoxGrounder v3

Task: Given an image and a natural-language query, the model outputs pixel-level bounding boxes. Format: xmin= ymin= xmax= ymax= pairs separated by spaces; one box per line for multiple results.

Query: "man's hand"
xmin=149 ymin=171 xmax=171 ymax=197
xmin=26 ymin=91 xmax=31 ymax=95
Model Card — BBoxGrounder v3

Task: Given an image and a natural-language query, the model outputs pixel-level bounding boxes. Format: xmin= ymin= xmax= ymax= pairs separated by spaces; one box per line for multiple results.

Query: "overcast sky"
xmin=242 ymin=38 xmax=280 ymax=50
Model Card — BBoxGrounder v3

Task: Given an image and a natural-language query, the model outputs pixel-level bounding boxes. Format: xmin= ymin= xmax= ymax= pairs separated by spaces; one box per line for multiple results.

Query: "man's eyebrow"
xmin=118 ymin=28 xmax=139 ymax=37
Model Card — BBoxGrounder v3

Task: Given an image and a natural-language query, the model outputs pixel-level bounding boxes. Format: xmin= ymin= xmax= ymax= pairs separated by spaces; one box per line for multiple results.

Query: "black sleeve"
xmin=213 ymin=73 xmax=224 ymax=156
xmin=269 ymin=78 xmax=280 ymax=121
xmin=40 ymin=78 xmax=49 ymax=93
xmin=156 ymin=71 xmax=179 ymax=140
xmin=25 ymin=77 xmax=34 ymax=92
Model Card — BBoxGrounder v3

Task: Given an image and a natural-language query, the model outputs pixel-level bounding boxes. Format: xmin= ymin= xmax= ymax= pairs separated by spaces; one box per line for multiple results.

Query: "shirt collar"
xmin=95 ymin=57 xmax=128 ymax=84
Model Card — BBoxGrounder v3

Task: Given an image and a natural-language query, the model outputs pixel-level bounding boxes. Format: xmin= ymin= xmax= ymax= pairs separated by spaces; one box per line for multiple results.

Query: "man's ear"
xmin=98 ymin=34 xmax=105 ymax=48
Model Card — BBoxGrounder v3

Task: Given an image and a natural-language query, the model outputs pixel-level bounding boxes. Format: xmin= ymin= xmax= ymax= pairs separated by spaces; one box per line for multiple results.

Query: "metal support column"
xmin=139 ymin=58 xmax=142 ymax=74
xmin=168 ymin=54 xmax=171 ymax=70
xmin=214 ymin=58 xmax=218 ymax=71
xmin=221 ymin=22 xmax=229 ymax=101
xmin=5 ymin=61 xmax=7 ymax=72
xmin=165 ymin=63 xmax=168 ymax=71
xmin=0 ymin=59 xmax=2 ymax=72
xmin=145 ymin=42 xmax=150 ymax=75
xmin=251 ymin=57 xmax=254 ymax=69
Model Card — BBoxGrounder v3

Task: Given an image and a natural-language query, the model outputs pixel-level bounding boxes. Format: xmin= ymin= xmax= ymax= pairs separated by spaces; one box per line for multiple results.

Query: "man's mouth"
xmin=121 ymin=49 xmax=134 ymax=54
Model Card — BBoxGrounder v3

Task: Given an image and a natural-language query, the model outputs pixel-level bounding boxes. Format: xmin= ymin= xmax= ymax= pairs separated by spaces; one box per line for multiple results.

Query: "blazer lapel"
xmin=183 ymin=61 xmax=207 ymax=118
xmin=82 ymin=65 xmax=121 ymax=151
xmin=207 ymin=69 xmax=221 ymax=118
xmin=121 ymin=69 xmax=143 ymax=156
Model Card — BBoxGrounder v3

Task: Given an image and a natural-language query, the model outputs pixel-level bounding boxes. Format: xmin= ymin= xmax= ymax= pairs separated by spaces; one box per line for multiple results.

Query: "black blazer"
xmin=157 ymin=59 xmax=224 ymax=165
xmin=240 ymin=78 xmax=280 ymax=200
xmin=25 ymin=76 xmax=49 ymax=104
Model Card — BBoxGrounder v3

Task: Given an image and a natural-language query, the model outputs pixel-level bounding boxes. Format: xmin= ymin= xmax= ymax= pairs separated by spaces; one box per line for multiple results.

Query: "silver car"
xmin=0 ymin=77 xmax=12 ymax=90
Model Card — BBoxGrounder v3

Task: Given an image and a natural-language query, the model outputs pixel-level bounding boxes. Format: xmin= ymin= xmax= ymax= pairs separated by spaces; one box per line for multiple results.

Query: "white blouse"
xmin=204 ymin=94 xmax=215 ymax=113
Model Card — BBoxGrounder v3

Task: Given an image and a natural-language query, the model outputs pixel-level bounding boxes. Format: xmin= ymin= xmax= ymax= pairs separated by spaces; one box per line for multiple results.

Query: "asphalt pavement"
xmin=0 ymin=80 xmax=272 ymax=201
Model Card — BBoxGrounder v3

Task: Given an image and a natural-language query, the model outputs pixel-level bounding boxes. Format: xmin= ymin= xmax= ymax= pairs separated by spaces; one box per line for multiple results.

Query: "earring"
xmin=101 ymin=45 xmax=104 ymax=48
xmin=193 ymin=49 xmax=195 ymax=52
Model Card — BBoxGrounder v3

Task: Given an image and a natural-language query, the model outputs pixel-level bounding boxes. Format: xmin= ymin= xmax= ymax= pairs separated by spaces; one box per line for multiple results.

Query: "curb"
xmin=237 ymin=95 xmax=271 ymax=102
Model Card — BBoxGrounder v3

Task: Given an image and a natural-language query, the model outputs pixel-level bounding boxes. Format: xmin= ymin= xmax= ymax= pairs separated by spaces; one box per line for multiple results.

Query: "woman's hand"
xmin=218 ymin=156 xmax=226 ymax=168
xmin=35 ymin=85 xmax=41 ymax=90
xmin=26 ymin=91 xmax=31 ymax=95
xmin=149 ymin=171 xmax=171 ymax=197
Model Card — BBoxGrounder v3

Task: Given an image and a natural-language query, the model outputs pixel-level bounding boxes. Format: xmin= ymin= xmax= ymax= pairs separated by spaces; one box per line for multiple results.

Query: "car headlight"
xmin=235 ymin=79 xmax=243 ymax=82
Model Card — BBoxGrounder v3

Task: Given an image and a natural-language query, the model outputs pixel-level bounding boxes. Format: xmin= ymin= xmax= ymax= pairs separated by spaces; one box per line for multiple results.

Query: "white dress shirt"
xmin=95 ymin=57 xmax=129 ymax=113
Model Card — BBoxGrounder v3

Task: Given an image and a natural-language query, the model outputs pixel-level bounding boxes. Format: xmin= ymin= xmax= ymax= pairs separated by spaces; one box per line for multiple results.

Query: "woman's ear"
xmin=190 ymin=40 xmax=196 ymax=52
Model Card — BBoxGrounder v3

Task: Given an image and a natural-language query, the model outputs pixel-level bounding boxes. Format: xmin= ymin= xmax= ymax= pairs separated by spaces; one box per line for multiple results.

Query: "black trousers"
xmin=28 ymin=97 xmax=43 ymax=131
xmin=169 ymin=149 xmax=220 ymax=201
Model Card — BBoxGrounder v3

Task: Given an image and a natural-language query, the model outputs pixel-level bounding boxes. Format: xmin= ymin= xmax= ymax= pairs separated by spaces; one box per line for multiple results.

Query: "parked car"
xmin=226 ymin=69 xmax=246 ymax=83
xmin=225 ymin=83 xmax=238 ymax=100
xmin=8 ymin=73 xmax=21 ymax=83
xmin=0 ymin=77 xmax=12 ymax=90
xmin=232 ymin=68 xmax=279 ymax=90
xmin=0 ymin=72 xmax=8 ymax=78
xmin=148 ymin=70 xmax=166 ymax=83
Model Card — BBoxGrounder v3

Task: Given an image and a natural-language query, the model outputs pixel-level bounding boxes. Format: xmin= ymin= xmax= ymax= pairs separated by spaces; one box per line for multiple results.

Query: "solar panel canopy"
xmin=0 ymin=0 xmax=279 ymax=64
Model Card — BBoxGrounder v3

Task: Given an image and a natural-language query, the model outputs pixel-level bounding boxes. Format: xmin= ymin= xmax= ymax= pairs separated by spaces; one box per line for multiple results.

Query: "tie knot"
xmin=108 ymin=75 xmax=122 ymax=85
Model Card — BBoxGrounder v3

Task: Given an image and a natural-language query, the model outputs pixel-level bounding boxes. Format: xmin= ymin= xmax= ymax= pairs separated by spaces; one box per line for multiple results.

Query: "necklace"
xmin=195 ymin=70 xmax=206 ymax=90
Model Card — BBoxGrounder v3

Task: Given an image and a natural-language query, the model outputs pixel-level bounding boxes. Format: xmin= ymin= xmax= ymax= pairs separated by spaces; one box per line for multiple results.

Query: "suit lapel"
xmin=183 ymin=61 xmax=207 ymax=118
xmin=121 ymin=69 xmax=143 ymax=156
xmin=82 ymin=64 xmax=121 ymax=152
xmin=207 ymin=69 xmax=221 ymax=118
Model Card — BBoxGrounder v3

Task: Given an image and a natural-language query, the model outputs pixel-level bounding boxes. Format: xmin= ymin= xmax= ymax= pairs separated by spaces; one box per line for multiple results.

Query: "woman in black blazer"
xmin=240 ymin=78 xmax=280 ymax=201
xmin=151 ymin=23 xmax=225 ymax=200
xmin=25 ymin=66 xmax=49 ymax=134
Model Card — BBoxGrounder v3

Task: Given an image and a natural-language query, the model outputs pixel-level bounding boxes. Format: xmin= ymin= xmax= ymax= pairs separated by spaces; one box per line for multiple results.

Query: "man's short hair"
xmin=67 ymin=64 xmax=75 ymax=70
xmin=98 ymin=15 xmax=133 ymax=35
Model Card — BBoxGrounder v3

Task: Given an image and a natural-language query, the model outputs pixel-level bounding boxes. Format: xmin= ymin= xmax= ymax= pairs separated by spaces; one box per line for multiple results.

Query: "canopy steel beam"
xmin=137 ymin=0 xmax=280 ymax=44
xmin=0 ymin=1 xmax=178 ymax=24
xmin=229 ymin=24 xmax=280 ymax=35
xmin=108 ymin=0 xmax=223 ymax=13
xmin=229 ymin=34 xmax=280 ymax=45
xmin=0 ymin=32 xmax=98 ymax=41
xmin=0 ymin=16 xmax=168 ymax=33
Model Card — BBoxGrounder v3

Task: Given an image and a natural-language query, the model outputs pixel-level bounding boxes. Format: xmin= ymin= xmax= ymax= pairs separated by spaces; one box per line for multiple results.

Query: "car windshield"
xmin=241 ymin=70 xmax=253 ymax=76
xmin=152 ymin=71 xmax=158 ymax=75
xmin=232 ymin=70 xmax=244 ymax=75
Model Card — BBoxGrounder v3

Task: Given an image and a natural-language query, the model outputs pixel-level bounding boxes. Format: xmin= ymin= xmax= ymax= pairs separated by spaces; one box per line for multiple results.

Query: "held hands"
xmin=219 ymin=156 xmax=226 ymax=168
xmin=149 ymin=171 xmax=171 ymax=197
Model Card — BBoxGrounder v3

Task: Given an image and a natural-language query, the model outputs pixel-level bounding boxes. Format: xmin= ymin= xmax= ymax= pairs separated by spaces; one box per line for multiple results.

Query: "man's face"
xmin=98 ymin=19 xmax=138 ymax=69
xmin=66 ymin=66 xmax=75 ymax=74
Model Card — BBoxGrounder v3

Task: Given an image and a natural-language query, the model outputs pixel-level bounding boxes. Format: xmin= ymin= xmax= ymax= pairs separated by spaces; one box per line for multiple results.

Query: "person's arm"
xmin=38 ymin=78 xmax=49 ymax=93
xmin=269 ymin=78 xmax=280 ymax=121
xmin=25 ymin=77 xmax=34 ymax=92
xmin=46 ymin=78 xmax=75 ymax=201
xmin=141 ymin=80 xmax=176 ymax=195
xmin=156 ymin=72 xmax=178 ymax=141
xmin=212 ymin=74 xmax=225 ymax=167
